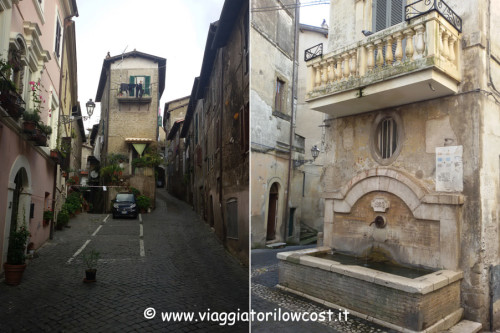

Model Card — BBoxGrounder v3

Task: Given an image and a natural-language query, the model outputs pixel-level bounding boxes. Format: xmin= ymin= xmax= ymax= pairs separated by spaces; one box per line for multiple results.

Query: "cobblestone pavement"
xmin=251 ymin=246 xmax=397 ymax=333
xmin=0 ymin=190 xmax=249 ymax=332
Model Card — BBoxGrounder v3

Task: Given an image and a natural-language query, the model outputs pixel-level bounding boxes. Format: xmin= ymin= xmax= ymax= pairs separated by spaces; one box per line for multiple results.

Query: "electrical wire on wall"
xmin=251 ymin=0 xmax=329 ymax=12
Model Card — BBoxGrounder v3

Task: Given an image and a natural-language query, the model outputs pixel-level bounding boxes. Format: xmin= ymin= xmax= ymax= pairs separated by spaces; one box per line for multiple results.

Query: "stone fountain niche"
xmin=278 ymin=169 xmax=465 ymax=332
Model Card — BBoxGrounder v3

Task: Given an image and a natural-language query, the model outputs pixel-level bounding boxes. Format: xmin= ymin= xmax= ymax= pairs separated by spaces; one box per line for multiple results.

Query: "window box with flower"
xmin=22 ymin=80 xmax=50 ymax=146
xmin=43 ymin=210 xmax=53 ymax=227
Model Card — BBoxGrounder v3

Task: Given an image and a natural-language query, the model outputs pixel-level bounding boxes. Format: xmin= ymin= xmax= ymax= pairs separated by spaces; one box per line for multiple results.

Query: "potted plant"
xmin=39 ymin=123 xmax=52 ymax=137
xmin=83 ymin=249 xmax=100 ymax=282
xmin=56 ymin=209 xmax=69 ymax=230
xmin=22 ymin=110 xmax=40 ymax=133
xmin=4 ymin=224 xmax=30 ymax=285
xmin=136 ymin=195 xmax=151 ymax=213
xmin=43 ymin=210 xmax=53 ymax=227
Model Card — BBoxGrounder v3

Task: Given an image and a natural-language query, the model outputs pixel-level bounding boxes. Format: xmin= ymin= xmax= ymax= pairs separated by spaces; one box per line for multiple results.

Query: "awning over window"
xmin=125 ymin=138 xmax=153 ymax=156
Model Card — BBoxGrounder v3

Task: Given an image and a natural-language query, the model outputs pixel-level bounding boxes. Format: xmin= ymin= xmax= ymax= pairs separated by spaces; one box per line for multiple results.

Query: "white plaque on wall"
xmin=436 ymin=146 xmax=463 ymax=192
xmin=371 ymin=197 xmax=390 ymax=212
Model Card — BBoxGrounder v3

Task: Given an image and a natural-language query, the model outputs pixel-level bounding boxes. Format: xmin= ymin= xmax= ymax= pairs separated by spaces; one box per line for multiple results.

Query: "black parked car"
xmin=112 ymin=193 xmax=138 ymax=219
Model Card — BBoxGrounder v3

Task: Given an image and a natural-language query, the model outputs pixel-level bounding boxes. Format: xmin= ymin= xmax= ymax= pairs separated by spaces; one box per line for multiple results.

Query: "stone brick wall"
xmin=279 ymin=260 xmax=461 ymax=331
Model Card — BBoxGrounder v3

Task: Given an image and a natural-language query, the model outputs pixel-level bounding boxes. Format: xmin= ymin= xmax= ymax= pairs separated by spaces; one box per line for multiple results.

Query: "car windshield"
xmin=116 ymin=194 xmax=134 ymax=202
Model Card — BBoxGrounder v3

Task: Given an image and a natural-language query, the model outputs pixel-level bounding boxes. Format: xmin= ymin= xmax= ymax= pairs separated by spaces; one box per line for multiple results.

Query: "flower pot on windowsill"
xmin=33 ymin=129 xmax=47 ymax=146
xmin=49 ymin=150 xmax=61 ymax=162
xmin=23 ymin=120 xmax=37 ymax=133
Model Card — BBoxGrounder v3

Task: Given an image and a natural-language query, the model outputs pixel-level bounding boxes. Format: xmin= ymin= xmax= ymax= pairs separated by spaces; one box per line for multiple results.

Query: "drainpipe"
xmin=284 ymin=0 xmax=300 ymax=242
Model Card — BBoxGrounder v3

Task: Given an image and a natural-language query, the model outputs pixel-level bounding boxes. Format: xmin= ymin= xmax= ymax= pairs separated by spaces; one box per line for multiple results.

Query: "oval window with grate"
xmin=371 ymin=112 xmax=403 ymax=165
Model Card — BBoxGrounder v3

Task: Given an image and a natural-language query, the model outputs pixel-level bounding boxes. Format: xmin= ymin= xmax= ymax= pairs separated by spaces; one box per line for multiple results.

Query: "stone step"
xmin=447 ymin=320 xmax=482 ymax=333
xmin=266 ymin=242 xmax=287 ymax=249
xmin=300 ymin=236 xmax=317 ymax=245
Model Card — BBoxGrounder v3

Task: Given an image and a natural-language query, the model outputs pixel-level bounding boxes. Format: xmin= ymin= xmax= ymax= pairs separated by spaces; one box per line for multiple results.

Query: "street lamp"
xmin=293 ymin=145 xmax=321 ymax=168
xmin=59 ymin=99 xmax=95 ymax=124
xmin=85 ymin=98 xmax=95 ymax=117
xmin=311 ymin=145 xmax=320 ymax=160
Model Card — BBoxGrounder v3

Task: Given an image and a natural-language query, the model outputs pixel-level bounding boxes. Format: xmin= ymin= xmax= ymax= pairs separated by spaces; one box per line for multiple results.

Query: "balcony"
xmin=306 ymin=10 xmax=461 ymax=117
xmin=0 ymin=73 xmax=26 ymax=120
xmin=116 ymin=83 xmax=152 ymax=104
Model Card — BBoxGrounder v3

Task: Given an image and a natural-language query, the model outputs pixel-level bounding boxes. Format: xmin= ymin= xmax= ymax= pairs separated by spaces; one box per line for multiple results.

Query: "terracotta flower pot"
xmin=23 ymin=121 xmax=37 ymax=133
xmin=84 ymin=269 xmax=97 ymax=282
xmin=3 ymin=263 xmax=27 ymax=286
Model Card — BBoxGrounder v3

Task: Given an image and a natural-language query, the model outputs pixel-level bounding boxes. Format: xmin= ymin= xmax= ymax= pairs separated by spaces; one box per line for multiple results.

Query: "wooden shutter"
xmin=373 ymin=0 xmax=403 ymax=32
xmin=55 ymin=20 xmax=62 ymax=57
xmin=390 ymin=0 xmax=404 ymax=26
xmin=374 ymin=0 xmax=388 ymax=32
xmin=129 ymin=76 xmax=134 ymax=97
xmin=145 ymin=76 xmax=150 ymax=95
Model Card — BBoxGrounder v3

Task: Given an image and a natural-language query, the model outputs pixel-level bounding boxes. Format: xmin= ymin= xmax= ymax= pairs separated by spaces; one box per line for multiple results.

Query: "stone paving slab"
xmin=0 ymin=190 xmax=249 ymax=332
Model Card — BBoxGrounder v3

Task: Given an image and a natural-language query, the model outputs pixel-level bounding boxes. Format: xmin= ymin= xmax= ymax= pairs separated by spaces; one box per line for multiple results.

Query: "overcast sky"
xmin=75 ymin=1 xmax=329 ymax=131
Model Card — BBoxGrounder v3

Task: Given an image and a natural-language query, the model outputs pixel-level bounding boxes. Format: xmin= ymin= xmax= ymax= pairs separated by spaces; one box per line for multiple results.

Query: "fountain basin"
xmin=277 ymin=247 xmax=464 ymax=332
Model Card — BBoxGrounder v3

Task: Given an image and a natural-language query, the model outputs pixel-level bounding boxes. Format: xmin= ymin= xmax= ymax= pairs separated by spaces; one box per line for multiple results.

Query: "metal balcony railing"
xmin=0 ymin=72 xmax=26 ymax=119
xmin=405 ymin=0 xmax=462 ymax=32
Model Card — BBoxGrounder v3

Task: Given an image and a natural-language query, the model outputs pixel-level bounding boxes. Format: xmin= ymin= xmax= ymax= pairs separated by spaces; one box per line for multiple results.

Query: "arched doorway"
xmin=9 ymin=170 xmax=25 ymax=231
xmin=3 ymin=156 xmax=31 ymax=266
xmin=267 ymin=183 xmax=279 ymax=241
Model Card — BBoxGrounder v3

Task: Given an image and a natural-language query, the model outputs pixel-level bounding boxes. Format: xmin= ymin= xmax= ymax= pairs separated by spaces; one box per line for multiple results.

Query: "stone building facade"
xmin=251 ymin=0 xmax=302 ymax=247
xmin=306 ymin=0 xmax=500 ymax=329
xmin=181 ymin=0 xmax=249 ymax=264
xmin=94 ymin=50 xmax=166 ymax=211
xmin=294 ymin=23 xmax=329 ymax=235
xmin=164 ymin=95 xmax=189 ymax=201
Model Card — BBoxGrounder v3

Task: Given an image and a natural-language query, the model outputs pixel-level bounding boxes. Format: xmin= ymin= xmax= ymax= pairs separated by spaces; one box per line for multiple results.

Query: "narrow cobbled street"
xmin=0 ymin=190 xmax=249 ymax=332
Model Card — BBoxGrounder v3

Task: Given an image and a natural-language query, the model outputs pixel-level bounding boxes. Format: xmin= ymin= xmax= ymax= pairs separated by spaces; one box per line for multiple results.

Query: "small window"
xmin=226 ymin=198 xmax=238 ymax=239
xmin=371 ymin=113 xmax=403 ymax=165
xmin=377 ymin=117 xmax=398 ymax=159
xmin=128 ymin=76 xmax=151 ymax=97
xmin=275 ymin=79 xmax=285 ymax=113
xmin=55 ymin=17 xmax=62 ymax=59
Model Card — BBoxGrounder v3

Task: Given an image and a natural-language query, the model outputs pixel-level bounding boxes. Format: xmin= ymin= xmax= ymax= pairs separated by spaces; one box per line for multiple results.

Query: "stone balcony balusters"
xmin=305 ymin=11 xmax=461 ymax=118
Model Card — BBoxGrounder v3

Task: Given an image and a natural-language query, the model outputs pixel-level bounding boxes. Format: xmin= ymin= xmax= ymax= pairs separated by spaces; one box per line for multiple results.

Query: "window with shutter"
xmin=128 ymin=76 xmax=151 ymax=97
xmin=55 ymin=18 xmax=62 ymax=59
xmin=129 ymin=76 xmax=135 ymax=97
xmin=144 ymin=76 xmax=150 ymax=95
xmin=373 ymin=0 xmax=404 ymax=32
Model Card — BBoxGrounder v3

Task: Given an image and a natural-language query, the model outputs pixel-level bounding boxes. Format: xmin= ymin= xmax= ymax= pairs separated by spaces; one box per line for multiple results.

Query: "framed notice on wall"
xmin=436 ymin=146 xmax=463 ymax=192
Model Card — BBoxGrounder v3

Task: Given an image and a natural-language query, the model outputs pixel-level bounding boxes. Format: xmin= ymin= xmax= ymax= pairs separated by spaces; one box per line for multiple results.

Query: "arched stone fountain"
xmin=277 ymin=168 xmax=464 ymax=332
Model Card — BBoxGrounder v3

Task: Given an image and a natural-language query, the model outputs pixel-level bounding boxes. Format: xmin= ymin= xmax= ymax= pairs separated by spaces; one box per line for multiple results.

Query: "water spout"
xmin=369 ymin=215 xmax=386 ymax=228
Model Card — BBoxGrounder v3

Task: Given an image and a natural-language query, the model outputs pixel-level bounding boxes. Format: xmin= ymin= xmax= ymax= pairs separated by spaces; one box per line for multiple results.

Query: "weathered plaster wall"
xmin=296 ymin=27 xmax=328 ymax=232
xmin=251 ymin=0 xmax=296 ymax=247
xmin=251 ymin=151 xmax=289 ymax=247
xmin=322 ymin=0 xmax=499 ymax=327
xmin=220 ymin=5 xmax=249 ymax=264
